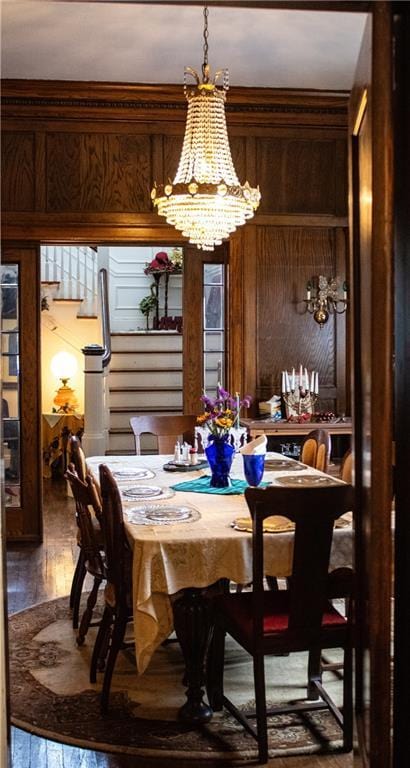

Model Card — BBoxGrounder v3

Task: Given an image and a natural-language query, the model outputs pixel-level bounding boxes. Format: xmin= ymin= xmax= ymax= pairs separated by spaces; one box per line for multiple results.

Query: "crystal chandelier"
xmin=151 ymin=6 xmax=261 ymax=251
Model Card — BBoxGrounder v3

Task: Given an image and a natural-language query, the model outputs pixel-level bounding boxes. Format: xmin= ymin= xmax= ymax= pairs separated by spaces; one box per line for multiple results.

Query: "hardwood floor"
xmin=6 ymin=479 xmax=353 ymax=768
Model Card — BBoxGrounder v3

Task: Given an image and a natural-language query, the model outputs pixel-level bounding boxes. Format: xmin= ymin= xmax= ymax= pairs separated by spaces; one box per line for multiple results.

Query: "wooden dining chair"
xmin=206 ymin=483 xmax=354 ymax=764
xmin=68 ymin=435 xmax=104 ymax=629
xmin=89 ymin=464 xmax=134 ymax=713
xmin=129 ymin=414 xmax=198 ymax=455
xmin=340 ymin=448 xmax=353 ymax=484
xmin=300 ymin=428 xmax=331 ymax=473
xmin=65 ymin=465 xmax=106 ymax=645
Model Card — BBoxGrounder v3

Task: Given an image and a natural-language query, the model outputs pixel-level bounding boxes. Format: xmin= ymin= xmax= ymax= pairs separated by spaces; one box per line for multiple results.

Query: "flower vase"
xmin=205 ymin=436 xmax=235 ymax=488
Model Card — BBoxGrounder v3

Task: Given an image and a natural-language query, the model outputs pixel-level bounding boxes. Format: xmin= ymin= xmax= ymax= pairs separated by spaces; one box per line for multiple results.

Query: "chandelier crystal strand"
xmin=151 ymin=6 xmax=261 ymax=251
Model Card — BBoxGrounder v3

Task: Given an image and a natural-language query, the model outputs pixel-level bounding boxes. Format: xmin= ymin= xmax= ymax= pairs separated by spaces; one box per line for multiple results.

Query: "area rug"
xmin=9 ymin=596 xmax=346 ymax=764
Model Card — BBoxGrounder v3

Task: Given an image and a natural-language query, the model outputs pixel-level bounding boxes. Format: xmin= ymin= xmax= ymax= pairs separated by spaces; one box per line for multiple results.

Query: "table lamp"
xmin=51 ymin=351 xmax=79 ymax=413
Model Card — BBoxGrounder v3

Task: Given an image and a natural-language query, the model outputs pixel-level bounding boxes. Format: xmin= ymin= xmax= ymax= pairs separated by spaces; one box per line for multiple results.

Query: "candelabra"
xmin=304 ymin=276 xmax=348 ymax=328
xmin=281 ymin=366 xmax=318 ymax=419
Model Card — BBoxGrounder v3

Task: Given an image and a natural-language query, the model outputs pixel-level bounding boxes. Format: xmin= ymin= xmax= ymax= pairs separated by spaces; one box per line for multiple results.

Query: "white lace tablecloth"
xmin=87 ymin=453 xmax=353 ymax=674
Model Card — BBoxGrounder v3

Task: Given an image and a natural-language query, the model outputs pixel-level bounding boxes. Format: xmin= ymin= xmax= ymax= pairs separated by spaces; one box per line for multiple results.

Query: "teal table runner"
xmin=170 ymin=475 xmax=269 ymax=495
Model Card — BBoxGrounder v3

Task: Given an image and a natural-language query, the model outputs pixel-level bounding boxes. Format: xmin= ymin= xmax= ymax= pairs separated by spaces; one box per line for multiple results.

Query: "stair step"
xmin=111 ymin=332 xmax=182 ymax=353
xmin=110 ymin=390 xmax=182 ymax=410
xmin=110 ymin=352 xmax=183 ymax=370
xmin=109 ymin=409 xmax=183 ymax=430
xmin=109 ymin=370 xmax=182 ymax=388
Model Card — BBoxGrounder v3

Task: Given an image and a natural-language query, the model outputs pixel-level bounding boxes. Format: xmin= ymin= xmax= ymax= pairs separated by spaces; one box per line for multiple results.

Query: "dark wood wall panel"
xmin=255 ymin=226 xmax=344 ymax=412
xmin=1 ymin=131 xmax=35 ymax=211
xmin=256 ymin=138 xmax=346 ymax=215
xmin=163 ymin=135 xmax=184 ymax=184
xmin=1 ymin=80 xmax=349 ymax=418
xmin=46 ymin=133 xmax=152 ymax=212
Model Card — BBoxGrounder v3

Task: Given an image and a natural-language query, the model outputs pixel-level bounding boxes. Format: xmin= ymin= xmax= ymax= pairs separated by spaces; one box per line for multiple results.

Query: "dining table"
xmin=86 ymin=451 xmax=353 ymax=724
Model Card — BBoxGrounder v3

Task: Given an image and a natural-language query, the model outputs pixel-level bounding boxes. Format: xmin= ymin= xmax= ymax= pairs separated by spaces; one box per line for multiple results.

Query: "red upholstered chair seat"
xmin=216 ymin=590 xmax=347 ymax=643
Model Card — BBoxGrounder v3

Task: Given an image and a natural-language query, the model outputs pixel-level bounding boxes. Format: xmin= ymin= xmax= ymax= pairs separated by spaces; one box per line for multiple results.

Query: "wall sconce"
xmin=304 ymin=276 xmax=348 ymax=328
xmin=51 ymin=351 xmax=79 ymax=413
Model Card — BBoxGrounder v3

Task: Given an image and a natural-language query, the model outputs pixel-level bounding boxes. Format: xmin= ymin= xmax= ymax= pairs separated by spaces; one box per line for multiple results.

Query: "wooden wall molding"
xmin=1 ymin=80 xmax=348 ymax=128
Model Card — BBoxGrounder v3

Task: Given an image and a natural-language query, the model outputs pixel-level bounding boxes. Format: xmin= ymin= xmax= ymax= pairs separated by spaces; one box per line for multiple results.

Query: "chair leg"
xmin=77 ymin=575 xmax=103 ymax=646
xmin=70 ymin=548 xmax=85 ymax=609
xmin=100 ymin=611 xmax=128 ymax=714
xmin=205 ymin=625 xmax=225 ymax=711
xmin=71 ymin=556 xmax=87 ymax=630
xmin=253 ymin=653 xmax=268 ymax=765
xmin=342 ymin=642 xmax=353 ymax=752
xmin=90 ymin=606 xmax=112 ymax=684
xmin=307 ymin=647 xmax=322 ymax=700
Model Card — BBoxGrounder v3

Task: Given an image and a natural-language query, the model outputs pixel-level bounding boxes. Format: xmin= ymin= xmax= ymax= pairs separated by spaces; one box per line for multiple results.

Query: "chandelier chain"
xmin=202 ymin=5 xmax=209 ymax=80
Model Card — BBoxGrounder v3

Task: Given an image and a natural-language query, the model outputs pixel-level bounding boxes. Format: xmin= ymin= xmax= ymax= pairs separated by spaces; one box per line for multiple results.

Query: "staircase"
xmin=107 ymin=331 xmax=183 ymax=453
xmin=41 ymin=245 xmax=98 ymax=317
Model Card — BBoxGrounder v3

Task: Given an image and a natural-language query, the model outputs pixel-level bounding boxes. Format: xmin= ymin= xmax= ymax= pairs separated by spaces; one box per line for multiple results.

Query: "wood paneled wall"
xmin=1 ymin=79 xmax=349 ymax=414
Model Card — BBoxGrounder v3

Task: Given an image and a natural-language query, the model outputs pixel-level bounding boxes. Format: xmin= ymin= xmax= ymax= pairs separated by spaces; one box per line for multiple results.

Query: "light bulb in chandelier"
xmin=151 ymin=6 xmax=261 ymax=251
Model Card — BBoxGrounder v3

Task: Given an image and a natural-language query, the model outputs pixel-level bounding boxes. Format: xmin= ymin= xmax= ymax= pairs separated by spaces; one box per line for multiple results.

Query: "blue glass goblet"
xmin=242 ymin=454 xmax=265 ymax=487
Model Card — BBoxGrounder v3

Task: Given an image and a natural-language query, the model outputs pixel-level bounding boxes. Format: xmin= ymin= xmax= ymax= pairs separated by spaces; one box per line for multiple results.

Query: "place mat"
xmin=121 ymin=485 xmax=175 ymax=502
xmin=275 ymin=475 xmax=339 ymax=488
xmin=113 ymin=468 xmax=155 ymax=481
xmin=163 ymin=459 xmax=208 ymax=472
xmin=264 ymin=459 xmax=306 ymax=471
xmin=232 ymin=515 xmax=294 ymax=533
xmin=170 ymin=475 xmax=269 ymax=495
xmin=125 ymin=504 xmax=200 ymax=526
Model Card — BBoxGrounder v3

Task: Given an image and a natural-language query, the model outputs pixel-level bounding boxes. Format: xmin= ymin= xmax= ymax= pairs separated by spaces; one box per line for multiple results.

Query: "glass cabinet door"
xmin=1 ymin=264 xmax=20 ymax=509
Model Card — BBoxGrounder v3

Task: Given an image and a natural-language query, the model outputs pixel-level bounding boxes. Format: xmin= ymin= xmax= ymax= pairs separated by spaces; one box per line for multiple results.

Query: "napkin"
xmin=239 ymin=434 xmax=268 ymax=455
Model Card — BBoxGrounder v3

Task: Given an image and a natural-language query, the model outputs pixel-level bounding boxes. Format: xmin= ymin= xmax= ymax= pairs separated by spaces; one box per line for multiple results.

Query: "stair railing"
xmin=82 ymin=268 xmax=111 ymax=457
xmin=41 ymin=245 xmax=98 ymax=315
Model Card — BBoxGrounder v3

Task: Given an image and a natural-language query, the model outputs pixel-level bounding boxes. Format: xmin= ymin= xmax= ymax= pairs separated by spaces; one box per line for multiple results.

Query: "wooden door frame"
xmin=349 ymin=5 xmax=394 ymax=767
xmin=2 ymin=245 xmax=43 ymax=542
xmin=392 ymin=4 xmax=410 ymax=766
xmin=182 ymin=244 xmax=229 ymax=415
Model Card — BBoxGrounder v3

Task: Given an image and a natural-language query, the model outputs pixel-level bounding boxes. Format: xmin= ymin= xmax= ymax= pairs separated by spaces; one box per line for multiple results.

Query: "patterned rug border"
xmin=9 ymin=596 xmax=345 ymax=763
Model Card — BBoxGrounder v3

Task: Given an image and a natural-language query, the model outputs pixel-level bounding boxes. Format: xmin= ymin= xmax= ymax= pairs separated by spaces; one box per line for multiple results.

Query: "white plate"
xmin=122 ymin=485 xmax=162 ymax=499
xmin=113 ymin=468 xmax=155 ymax=480
xmin=125 ymin=504 xmax=200 ymax=526
xmin=275 ymin=475 xmax=337 ymax=487
xmin=122 ymin=486 xmax=175 ymax=502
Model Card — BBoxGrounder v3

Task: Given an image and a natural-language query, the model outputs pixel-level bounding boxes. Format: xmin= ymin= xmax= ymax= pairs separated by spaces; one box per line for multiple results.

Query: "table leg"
xmin=172 ymin=587 xmax=213 ymax=724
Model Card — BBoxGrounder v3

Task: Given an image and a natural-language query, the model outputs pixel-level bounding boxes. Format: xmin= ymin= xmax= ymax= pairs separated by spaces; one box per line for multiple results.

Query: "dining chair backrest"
xmin=69 ymin=435 xmax=87 ymax=482
xmin=341 ymin=448 xmax=353 ymax=484
xmin=99 ymin=464 xmax=132 ymax=606
xmin=65 ymin=466 xmax=104 ymax=575
xmin=245 ymin=483 xmax=353 ymax=648
xmin=129 ymin=414 xmax=198 ymax=455
xmin=300 ymin=428 xmax=331 ymax=473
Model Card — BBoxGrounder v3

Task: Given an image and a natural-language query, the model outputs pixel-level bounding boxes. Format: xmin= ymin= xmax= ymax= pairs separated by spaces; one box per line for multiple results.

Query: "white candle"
xmin=304 ymin=367 xmax=309 ymax=390
xmin=310 ymin=370 xmax=315 ymax=392
xmin=299 ymin=364 xmax=303 ymax=389
xmin=285 ymin=371 xmax=291 ymax=392
xmin=235 ymin=392 xmax=240 ymax=427
xmin=315 ymin=372 xmax=319 ymax=394
xmin=291 ymin=367 xmax=295 ymax=391
xmin=281 ymin=371 xmax=285 ymax=393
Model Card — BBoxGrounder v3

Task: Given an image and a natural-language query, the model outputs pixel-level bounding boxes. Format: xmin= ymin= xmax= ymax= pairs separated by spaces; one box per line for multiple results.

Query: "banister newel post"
xmin=82 ymin=344 xmax=108 ymax=457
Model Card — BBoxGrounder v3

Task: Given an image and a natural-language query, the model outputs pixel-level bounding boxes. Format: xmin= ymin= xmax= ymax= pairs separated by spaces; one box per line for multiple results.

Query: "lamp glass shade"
xmin=51 ymin=351 xmax=77 ymax=381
